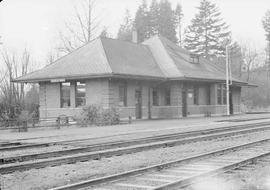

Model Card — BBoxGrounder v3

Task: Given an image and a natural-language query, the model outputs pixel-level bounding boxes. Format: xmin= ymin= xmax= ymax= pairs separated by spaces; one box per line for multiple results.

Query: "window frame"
xmin=152 ymin=88 xmax=159 ymax=106
xmin=60 ymin=82 xmax=71 ymax=108
xmin=75 ymin=81 xmax=86 ymax=107
xmin=189 ymin=54 xmax=199 ymax=64
xmin=193 ymin=86 xmax=199 ymax=105
xmin=217 ymin=84 xmax=222 ymax=105
xmin=222 ymin=85 xmax=227 ymax=105
xmin=119 ymin=83 xmax=127 ymax=107
xmin=165 ymin=88 xmax=171 ymax=106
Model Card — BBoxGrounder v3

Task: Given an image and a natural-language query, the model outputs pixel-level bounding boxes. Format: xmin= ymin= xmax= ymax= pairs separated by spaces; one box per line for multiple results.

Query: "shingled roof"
xmin=143 ymin=35 xmax=247 ymax=85
xmin=14 ymin=37 xmax=164 ymax=82
xmin=14 ymin=35 xmax=248 ymax=86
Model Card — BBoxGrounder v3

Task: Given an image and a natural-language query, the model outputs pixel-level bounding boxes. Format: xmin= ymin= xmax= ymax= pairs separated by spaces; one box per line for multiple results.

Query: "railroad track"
xmin=184 ymin=153 xmax=270 ymax=190
xmin=0 ymin=142 xmax=51 ymax=151
xmin=50 ymin=138 xmax=270 ymax=190
xmin=216 ymin=116 xmax=270 ymax=122
xmin=2 ymin=120 xmax=270 ymax=152
xmin=0 ymin=142 xmax=22 ymax=147
xmin=1 ymin=121 xmax=270 ymax=174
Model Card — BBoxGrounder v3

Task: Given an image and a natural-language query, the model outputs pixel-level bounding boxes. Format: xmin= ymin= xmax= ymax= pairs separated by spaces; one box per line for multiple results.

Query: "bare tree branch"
xmin=0 ymin=49 xmax=33 ymax=119
xmin=58 ymin=0 xmax=104 ymax=54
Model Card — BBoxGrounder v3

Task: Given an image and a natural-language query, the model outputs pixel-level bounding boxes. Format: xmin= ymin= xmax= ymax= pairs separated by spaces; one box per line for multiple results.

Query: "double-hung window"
xmin=152 ymin=88 xmax=159 ymax=106
xmin=222 ymin=85 xmax=227 ymax=105
xmin=119 ymin=83 xmax=127 ymax=106
xmin=60 ymin=82 xmax=71 ymax=108
xmin=193 ymin=86 xmax=199 ymax=105
xmin=217 ymin=84 xmax=222 ymax=105
xmin=76 ymin=82 xmax=86 ymax=107
xmin=165 ymin=88 xmax=171 ymax=106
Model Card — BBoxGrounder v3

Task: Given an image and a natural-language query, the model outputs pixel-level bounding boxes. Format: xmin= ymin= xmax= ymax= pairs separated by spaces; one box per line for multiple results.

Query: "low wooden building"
xmin=14 ymin=35 xmax=249 ymax=119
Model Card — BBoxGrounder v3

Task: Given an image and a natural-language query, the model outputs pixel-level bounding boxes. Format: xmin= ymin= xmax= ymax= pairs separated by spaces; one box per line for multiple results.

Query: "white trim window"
xmin=193 ymin=86 xmax=199 ymax=105
xmin=119 ymin=83 xmax=127 ymax=106
xmin=60 ymin=82 xmax=71 ymax=108
xmin=165 ymin=88 xmax=171 ymax=106
xmin=217 ymin=84 xmax=222 ymax=105
xmin=152 ymin=88 xmax=159 ymax=106
xmin=75 ymin=82 xmax=86 ymax=107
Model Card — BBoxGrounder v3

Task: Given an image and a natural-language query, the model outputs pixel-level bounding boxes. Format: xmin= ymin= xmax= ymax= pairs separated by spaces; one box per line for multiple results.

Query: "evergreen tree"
xmin=148 ymin=0 xmax=159 ymax=36
xmin=100 ymin=27 xmax=109 ymax=38
xmin=262 ymin=10 xmax=270 ymax=66
xmin=158 ymin=0 xmax=177 ymax=43
xmin=175 ymin=3 xmax=184 ymax=46
xmin=117 ymin=0 xmax=181 ymax=44
xmin=134 ymin=0 xmax=150 ymax=42
xmin=117 ymin=9 xmax=133 ymax=41
xmin=184 ymin=0 xmax=231 ymax=58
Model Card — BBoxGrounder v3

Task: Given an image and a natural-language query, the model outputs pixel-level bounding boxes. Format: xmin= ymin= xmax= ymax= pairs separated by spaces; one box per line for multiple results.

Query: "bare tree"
xmin=241 ymin=46 xmax=259 ymax=82
xmin=46 ymin=50 xmax=60 ymax=65
xmin=58 ymin=0 xmax=104 ymax=53
xmin=99 ymin=26 xmax=111 ymax=38
xmin=0 ymin=49 xmax=31 ymax=120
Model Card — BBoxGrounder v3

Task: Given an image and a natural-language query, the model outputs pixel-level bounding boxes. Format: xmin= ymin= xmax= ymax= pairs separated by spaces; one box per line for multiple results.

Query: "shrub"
xmin=78 ymin=105 xmax=120 ymax=126
xmin=82 ymin=105 xmax=100 ymax=124
xmin=18 ymin=110 xmax=31 ymax=122
xmin=99 ymin=107 xmax=120 ymax=126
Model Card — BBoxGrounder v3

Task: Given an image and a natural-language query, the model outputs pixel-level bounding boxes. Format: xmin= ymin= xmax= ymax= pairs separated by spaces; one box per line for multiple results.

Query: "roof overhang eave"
xmin=168 ymin=76 xmax=252 ymax=87
xmin=11 ymin=73 xmax=115 ymax=83
xmin=12 ymin=73 xmax=166 ymax=83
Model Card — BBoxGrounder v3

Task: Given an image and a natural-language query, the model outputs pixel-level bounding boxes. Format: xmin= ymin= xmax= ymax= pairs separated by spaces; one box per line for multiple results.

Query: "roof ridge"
xmin=99 ymin=38 xmax=113 ymax=74
xmin=144 ymin=45 xmax=167 ymax=78
xmin=100 ymin=36 xmax=151 ymax=47
xmin=156 ymin=35 xmax=185 ymax=77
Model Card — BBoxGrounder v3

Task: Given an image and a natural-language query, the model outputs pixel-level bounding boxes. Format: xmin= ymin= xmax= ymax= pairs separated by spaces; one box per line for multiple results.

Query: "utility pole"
xmin=226 ymin=45 xmax=230 ymax=116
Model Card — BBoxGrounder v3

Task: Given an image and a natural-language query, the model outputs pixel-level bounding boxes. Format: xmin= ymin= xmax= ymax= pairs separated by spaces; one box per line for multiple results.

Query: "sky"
xmin=0 ymin=0 xmax=269 ymax=69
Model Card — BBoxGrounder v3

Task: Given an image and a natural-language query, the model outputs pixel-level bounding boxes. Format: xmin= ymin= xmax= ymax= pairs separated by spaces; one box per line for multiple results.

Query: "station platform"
xmin=1 ymin=113 xmax=270 ymax=143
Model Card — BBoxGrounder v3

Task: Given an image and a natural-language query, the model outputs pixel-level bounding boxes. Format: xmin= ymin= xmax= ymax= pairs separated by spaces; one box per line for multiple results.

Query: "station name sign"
xmin=50 ymin=79 xmax=65 ymax=83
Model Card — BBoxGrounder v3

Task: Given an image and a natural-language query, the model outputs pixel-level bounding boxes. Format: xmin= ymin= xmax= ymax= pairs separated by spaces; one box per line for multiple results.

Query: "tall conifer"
xmin=158 ymin=0 xmax=177 ymax=43
xmin=175 ymin=3 xmax=184 ymax=45
xmin=134 ymin=0 xmax=150 ymax=42
xmin=148 ymin=0 xmax=159 ymax=36
xmin=117 ymin=9 xmax=133 ymax=41
xmin=184 ymin=0 xmax=231 ymax=58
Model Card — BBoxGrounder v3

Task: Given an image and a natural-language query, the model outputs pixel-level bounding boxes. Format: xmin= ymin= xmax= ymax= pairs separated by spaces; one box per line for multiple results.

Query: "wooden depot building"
xmin=14 ymin=35 xmax=249 ymax=120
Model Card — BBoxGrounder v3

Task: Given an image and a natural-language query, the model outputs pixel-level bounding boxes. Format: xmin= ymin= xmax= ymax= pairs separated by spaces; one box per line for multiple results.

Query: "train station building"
xmin=14 ymin=35 xmax=249 ymax=119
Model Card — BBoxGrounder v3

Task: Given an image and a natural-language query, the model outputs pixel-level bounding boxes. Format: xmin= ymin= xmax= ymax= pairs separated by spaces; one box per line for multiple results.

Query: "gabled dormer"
xmin=189 ymin=53 xmax=200 ymax=64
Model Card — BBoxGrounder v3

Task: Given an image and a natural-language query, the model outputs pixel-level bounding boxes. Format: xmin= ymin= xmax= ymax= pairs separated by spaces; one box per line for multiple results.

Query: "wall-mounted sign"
xmin=50 ymin=79 xmax=65 ymax=83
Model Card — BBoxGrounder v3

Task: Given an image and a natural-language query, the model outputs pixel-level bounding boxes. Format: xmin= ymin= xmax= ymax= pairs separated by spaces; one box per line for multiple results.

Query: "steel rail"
xmin=49 ymin=138 xmax=270 ymax=190
xmin=2 ymin=120 xmax=270 ymax=152
xmin=2 ymin=122 xmax=270 ymax=165
xmin=1 ymin=123 xmax=270 ymax=175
